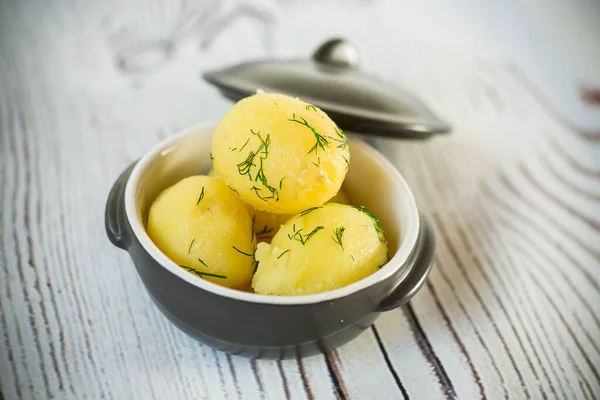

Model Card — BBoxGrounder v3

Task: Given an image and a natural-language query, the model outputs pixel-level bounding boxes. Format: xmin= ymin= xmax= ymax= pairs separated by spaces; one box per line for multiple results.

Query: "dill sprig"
xmin=351 ymin=255 xmax=355 ymax=261
xmin=254 ymin=159 xmax=279 ymax=201
xmin=279 ymin=177 xmax=285 ymax=190
xmin=252 ymin=129 xmax=270 ymax=156
xmin=251 ymin=215 xmax=256 ymax=242
xmin=237 ymin=150 xmax=259 ymax=179
xmin=237 ymin=129 xmax=279 ymax=201
xmin=233 ymin=246 xmax=254 ymax=257
xmin=197 ymin=258 xmax=209 ymax=268
xmin=288 ymin=224 xmax=324 ymax=245
xmin=305 ymin=104 xmax=318 ymax=112
xmin=312 ymin=157 xmax=321 ymax=167
xmin=299 ymin=206 xmax=321 ymax=217
xmin=277 ymin=249 xmax=291 ymax=259
xmin=256 ymin=224 xmax=274 ymax=239
xmin=188 ymin=239 xmax=195 ymax=255
xmin=251 ymin=186 xmax=268 ymax=202
xmin=328 ymin=126 xmax=349 ymax=151
xmin=196 ymin=187 xmax=205 ymax=205
xmin=239 ymin=138 xmax=250 ymax=152
xmin=180 ymin=265 xmax=227 ymax=279
xmin=209 ymin=152 xmax=214 ymax=162
xmin=288 ymin=113 xmax=329 ymax=156
xmin=353 ymin=205 xmax=386 ymax=243
xmin=332 ymin=226 xmax=345 ymax=250
xmin=227 ymin=185 xmax=239 ymax=195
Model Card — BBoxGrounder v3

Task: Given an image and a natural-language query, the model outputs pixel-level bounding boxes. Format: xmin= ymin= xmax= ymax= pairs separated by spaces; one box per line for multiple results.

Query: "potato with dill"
xmin=252 ymin=203 xmax=388 ymax=295
xmin=212 ymin=92 xmax=350 ymax=214
xmin=146 ymin=175 xmax=256 ymax=289
xmin=208 ymin=168 xmax=352 ymax=243
xmin=252 ymin=187 xmax=353 ymax=243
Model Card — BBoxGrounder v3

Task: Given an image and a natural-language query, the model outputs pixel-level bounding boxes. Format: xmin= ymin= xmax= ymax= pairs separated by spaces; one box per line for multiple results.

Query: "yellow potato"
xmin=252 ymin=187 xmax=352 ymax=243
xmin=146 ymin=175 xmax=256 ymax=289
xmin=252 ymin=203 xmax=388 ymax=295
xmin=212 ymin=92 xmax=350 ymax=214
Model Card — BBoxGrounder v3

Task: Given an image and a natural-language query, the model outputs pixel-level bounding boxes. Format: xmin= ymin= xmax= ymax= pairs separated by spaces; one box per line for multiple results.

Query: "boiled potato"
xmin=212 ymin=92 xmax=350 ymax=214
xmin=208 ymin=166 xmax=352 ymax=244
xmin=146 ymin=175 xmax=256 ymax=289
xmin=252 ymin=203 xmax=388 ymax=295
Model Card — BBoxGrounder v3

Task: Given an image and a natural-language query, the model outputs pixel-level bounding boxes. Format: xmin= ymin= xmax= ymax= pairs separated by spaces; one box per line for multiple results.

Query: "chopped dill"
xmin=305 ymin=104 xmax=318 ymax=112
xmin=197 ymin=258 xmax=208 ymax=268
xmin=180 ymin=265 xmax=227 ymax=279
xmin=188 ymin=239 xmax=195 ymax=255
xmin=227 ymin=185 xmax=239 ymax=195
xmin=238 ymin=129 xmax=279 ymax=201
xmin=237 ymin=150 xmax=258 ymax=179
xmin=196 ymin=186 xmax=205 ymax=205
xmin=251 ymin=215 xmax=256 ymax=242
xmin=288 ymin=113 xmax=329 ymax=156
xmin=288 ymin=224 xmax=324 ymax=245
xmin=328 ymin=126 xmax=349 ymax=151
xmin=210 ymin=152 xmax=214 ymax=162
xmin=331 ymin=226 xmax=345 ymax=250
xmin=256 ymin=225 xmax=274 ymax=239
xmin=351 ymin=255 xmax=355 ymax=261
xmin=233 ymin=246 xmax=254 ymax=257
xmin=230 ymin=147 xmax=237 ymax=151
xmin=299 ymin=206 xmax=321 ymax=217
xmin=251 ymin=129 xmax=270 ymax=157
xmin=343 ymin=155 xmax=349 ymax=167
xmin=279 ymin=176 xmax=285 ymax=190
xmin=239 ymin=138 xmax=250 ymax=152
xmin=277 ymin=249 xmax=291 ymax=259
xmin=312 ymin=157 xmax=321 ymax=167
xmin=250 ymin=186 xmax=268 ymax=202
xmin=353 ymin=205 xmax=386 ymax=243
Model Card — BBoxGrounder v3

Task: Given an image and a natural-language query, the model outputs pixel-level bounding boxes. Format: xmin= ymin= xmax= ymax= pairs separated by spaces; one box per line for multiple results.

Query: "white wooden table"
xmin=1 ymin=0 xmax=599 ymax=399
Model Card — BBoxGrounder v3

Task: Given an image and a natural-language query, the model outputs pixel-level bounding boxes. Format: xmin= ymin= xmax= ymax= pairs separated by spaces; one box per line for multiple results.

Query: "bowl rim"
xmin=124 ymin=121 xmax=420 ymax=305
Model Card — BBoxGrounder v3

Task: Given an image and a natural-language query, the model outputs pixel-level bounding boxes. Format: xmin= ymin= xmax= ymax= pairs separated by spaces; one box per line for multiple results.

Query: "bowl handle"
xmin=377 ymin=215 xmax=436 ymax=312
xmin=105 ymin=162 xmax=137 ymax=250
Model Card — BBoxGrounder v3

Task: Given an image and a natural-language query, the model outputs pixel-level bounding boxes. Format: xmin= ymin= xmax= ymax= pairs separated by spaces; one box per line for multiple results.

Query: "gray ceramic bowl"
xmin=105 ymin=122 xmax=435 ymax=359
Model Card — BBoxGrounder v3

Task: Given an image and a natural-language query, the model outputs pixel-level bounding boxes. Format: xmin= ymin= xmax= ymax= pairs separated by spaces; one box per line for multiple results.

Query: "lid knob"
xmin=312 ymin=38 xmax=360 ymax=69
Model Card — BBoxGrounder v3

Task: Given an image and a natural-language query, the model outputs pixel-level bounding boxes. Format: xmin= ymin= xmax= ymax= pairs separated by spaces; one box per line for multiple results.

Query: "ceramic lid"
xmin=203 ymin=38 xmax=451 ymax=139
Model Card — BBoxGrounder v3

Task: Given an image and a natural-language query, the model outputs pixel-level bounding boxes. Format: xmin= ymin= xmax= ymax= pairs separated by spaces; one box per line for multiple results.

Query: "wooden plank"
xmin=1 ymin=0 xmax=599 ymax=398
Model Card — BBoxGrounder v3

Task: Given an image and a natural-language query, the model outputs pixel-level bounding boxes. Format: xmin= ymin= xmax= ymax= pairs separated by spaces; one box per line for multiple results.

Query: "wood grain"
xmin=1 ymin=0 xmax=599 ymax=399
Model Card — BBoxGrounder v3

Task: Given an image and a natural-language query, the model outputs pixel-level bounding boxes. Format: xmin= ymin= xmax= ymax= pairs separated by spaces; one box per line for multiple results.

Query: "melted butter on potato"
xmin=252 ymin=203 xmax=388 ymax=295
xmin=146 ymin=175 xmax=256 ymax=289
xmin=212 ymin=92 xmax=350 ymax=214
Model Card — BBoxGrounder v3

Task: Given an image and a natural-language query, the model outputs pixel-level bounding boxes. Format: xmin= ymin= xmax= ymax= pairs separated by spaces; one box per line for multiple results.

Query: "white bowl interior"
xmin=125 ymin=122 xmax=420 ymax=304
